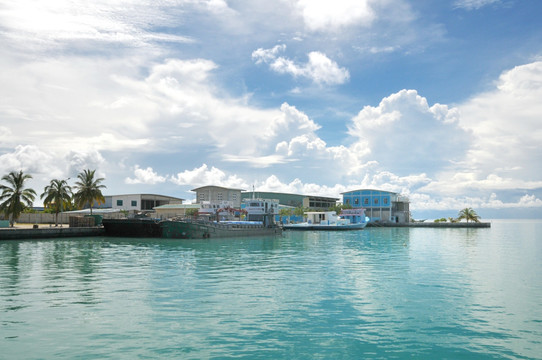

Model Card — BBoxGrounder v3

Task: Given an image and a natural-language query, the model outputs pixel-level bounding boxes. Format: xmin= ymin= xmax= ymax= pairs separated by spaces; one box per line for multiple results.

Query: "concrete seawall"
xmin=0 ymin=227 xmax=105 ymax=241
xmin=367 ymin=222 xmax=491 ymax=228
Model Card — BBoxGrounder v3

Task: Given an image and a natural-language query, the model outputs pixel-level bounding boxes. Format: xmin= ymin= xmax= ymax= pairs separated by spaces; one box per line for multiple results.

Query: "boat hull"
xmin=102 ymin=218 xmax=162 ymax=237
xmin=161 ymin=220 xmax=282 ymax=239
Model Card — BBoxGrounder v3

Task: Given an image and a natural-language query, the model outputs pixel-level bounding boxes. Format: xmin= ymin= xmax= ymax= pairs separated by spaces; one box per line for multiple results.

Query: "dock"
xmin=367 ymin=222 xmax=491 ymax=228
xmin=0 ymin=225 xmax=105 ymax=241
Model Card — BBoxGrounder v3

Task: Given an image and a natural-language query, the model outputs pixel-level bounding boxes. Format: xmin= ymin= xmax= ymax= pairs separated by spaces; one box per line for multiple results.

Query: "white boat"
xmin=283 ymin=210 xmax=368 ymax=231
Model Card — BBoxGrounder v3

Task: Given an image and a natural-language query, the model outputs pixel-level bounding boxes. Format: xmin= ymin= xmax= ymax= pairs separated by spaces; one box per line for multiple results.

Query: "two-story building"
xmin=240 ymin=191 xmax=338 ymax=210
xmin=192 ymin=185 xmax=244 ymax=208
xmin=341 ymin=189 xmax=410 ymax=223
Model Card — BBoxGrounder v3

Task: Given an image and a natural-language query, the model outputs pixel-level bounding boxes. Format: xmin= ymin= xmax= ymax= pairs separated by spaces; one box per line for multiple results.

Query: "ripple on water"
xmin=1 ymin=224 xmax=541 ymax=359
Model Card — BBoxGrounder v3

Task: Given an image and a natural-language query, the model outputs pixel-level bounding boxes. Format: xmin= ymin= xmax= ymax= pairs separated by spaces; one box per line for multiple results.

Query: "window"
xmin=117 ymin=200 xmax=123 ymax=206
xmin=383 ymin=198 xmax=388 ymax=205
xmin=199 ymin=193 xmax=205 ymax=201
xmin=354 ymin=198 xmax=359 ymax=205
xmin=345 ymin=199 xmax=350 ymax=204
xmin=363 ymin=198 xmax=369 ymax=205
xmin=232 ymin=194 xmax=237 ymax=201
xmin=374 ymin=197 xmax=379 ymax=205
xmin=131 ymin=200 xmax=137 ymax=207
xmin=217 ymin=193 xmax=223 ymax=201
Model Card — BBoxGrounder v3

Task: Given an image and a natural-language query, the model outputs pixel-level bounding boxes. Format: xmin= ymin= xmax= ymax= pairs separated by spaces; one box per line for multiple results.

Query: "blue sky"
xmin=1 ymin=0 xmax=541 ymax=218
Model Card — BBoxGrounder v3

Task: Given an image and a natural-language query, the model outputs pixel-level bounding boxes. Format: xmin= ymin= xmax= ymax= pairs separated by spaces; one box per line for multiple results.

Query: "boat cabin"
xmin=305 ymin=211 xmax=351 ymax=226
xmin=242 ymin=198 xmax=279 ymax=224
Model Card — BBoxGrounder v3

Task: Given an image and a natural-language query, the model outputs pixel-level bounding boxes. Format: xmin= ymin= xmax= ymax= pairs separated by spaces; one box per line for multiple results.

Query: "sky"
xmin=1 ymin=0 xmax=541 ymax=219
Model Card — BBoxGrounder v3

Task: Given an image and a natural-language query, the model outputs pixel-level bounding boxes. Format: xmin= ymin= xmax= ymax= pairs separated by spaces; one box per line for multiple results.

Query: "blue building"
xmin=341 ymin=189 xmax=410 ymax=223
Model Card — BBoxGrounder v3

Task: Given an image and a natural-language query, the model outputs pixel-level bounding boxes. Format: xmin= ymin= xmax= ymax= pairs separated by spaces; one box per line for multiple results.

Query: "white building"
xmin=95 ymin=194 xmax=184 ymax=212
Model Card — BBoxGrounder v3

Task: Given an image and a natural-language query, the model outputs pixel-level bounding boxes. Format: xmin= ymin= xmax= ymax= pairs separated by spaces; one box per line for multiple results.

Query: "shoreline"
xmin=367 ymin=222 xmax=491 ymax=228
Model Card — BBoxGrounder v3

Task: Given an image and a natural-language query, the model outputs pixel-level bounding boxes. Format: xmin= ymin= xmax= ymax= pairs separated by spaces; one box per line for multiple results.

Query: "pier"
xmin=0 ymin=225 xmax=105 ymax=241
xmin=367 ymin=222 xmax=491 ymax=228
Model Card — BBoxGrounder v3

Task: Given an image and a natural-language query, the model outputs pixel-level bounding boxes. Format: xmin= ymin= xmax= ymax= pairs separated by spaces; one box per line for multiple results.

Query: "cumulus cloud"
xmin=252 ymin=45 xmax=350 ymax=85
xmin=170 ymin=164 xmax=248 ymax=189
xmin=348 ymin=89 xmax=470 ymax=175
xmin=125 ymin=166 xmax=166 ymax=185
xmin=458 ymin=61 xmax=542 ymax=182
xmin=0 ymin=145 xmax=57 ymax=177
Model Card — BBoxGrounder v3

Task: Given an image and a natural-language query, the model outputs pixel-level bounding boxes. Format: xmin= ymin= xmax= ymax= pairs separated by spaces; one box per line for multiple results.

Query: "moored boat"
xmin=283 ymin=209 xmax=368 ymax=231
xmin=160 ymin=219 xmax=282 ymax=239
xmin=102 ymin=217 xmax=162 ymax=237
xmin=160 ymin=198 xmax=282 ymax=239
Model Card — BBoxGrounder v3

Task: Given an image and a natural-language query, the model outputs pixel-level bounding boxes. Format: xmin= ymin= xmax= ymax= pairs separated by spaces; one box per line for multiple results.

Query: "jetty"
xmin=0 ymin=225 xmax=105 ymax=241
xmin=367 ymin=222 xmax=491 ymax=228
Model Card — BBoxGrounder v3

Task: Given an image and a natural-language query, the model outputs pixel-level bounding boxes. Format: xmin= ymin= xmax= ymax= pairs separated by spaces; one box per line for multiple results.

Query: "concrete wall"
xmin=0 ymin=227 xmax=105 ymax=240
xmin=16 ymin=212 xmax=125 ymax=225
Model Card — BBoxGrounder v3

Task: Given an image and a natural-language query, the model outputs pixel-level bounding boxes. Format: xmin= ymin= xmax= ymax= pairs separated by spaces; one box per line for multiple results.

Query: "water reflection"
xmin=0 ymin=224 xmax=540 ymax=359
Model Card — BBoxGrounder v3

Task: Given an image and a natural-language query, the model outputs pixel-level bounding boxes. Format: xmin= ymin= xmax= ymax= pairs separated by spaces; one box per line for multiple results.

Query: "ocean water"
xmin=1 ymin=220 xmax=541 ymax=359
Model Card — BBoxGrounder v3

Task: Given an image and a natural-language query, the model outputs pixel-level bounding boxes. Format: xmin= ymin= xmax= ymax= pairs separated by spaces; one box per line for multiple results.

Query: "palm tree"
xmin=41 ymin=179 xmax=73 ymax=226
xmin=73 ymin=169 xmax=106 ymax=215
xmin=0 ymin=170 xmax=37 ymax=227
xmin=457 ymin=207 xmax=481 ymax=223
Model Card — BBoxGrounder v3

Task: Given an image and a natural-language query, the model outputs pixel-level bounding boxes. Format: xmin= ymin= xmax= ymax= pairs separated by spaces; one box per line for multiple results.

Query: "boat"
xmin=160 ymin=198 xmax=282 ymax=239
xmin=102 ymin=217 xmax=162 ymax=237
xmin=282 ymin=209 xmax=368 ymax=231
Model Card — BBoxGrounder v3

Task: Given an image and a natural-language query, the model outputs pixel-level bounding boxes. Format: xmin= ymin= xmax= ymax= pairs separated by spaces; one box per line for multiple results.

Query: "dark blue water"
xmin=1 ymin=220 xmax=541 ymax=359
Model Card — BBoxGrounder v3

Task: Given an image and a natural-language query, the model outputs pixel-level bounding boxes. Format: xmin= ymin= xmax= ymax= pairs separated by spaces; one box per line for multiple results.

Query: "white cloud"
xmin=294 ymin=0 xmax=375 ymax=31
xmin=0 ymin=0 xmax=195 ymax=52
xmin=170 ymin=164 xmax=248 ymax=189
xmin=348 ymin=89 xmax=470 ymax=175
xmin=453 ymin=0 xmax=501 ymax=10
xmin=252 ymin=45 xmax=350 ymax=85
xmin=125 ymin=166 xmax=166 ymax=185
xmin=0 ymin=145 xmax=57 ymax=177
xmin=409 ymin=192 xmax=542 ymax=211
xmin=458 ymin=61 xmax=542 ymax=182
xmin=252 ymin=44 xmax=287 ymax=64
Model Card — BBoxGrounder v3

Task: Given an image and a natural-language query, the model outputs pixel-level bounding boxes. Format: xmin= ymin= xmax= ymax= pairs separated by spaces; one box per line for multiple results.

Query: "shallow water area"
xmin=1 ymin=220 xmax=541 ymax=359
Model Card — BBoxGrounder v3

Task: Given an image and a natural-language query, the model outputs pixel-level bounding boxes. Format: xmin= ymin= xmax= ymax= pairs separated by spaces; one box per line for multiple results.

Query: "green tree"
xmin=457 ymin=207 xmax=481 ymax=223
xmin=278 ymin=207 xmax=293 ymax=223
xmin=293 ymin=206 xmax=307 ymax=217
xmin=185 ymin=207 xmax=199 ymax=218
xmin=41 ymin=179 xmax=73 ymax=227
xmin=73 ymin=169 xmax=106 ymax=215
xmin=0 ymin=170 xmax=37 ymax=227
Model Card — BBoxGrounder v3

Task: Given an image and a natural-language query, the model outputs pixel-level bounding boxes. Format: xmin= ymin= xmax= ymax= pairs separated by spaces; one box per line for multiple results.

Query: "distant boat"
xmin=283 ymin=210 xmax=368 ymax=231
xmin=161 ymin=198 xmax=282 ymax=239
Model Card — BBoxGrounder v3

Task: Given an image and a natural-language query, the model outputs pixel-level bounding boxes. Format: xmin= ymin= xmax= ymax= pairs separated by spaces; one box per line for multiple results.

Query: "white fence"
xmin=15 ymin=212 xmax=125 ymax=225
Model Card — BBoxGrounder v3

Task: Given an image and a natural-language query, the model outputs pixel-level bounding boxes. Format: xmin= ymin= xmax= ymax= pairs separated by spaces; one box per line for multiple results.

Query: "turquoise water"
xmin=1 ymin=220 xmax=541 ymax=359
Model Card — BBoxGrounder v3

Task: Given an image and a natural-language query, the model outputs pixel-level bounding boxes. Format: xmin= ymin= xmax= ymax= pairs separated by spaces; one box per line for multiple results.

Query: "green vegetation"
xmin=433 ymin=209 xmax=481 ymax=223
xmin=185 ymin=208 xmax=199 ymax=217
xmin=73 ymin=169 xmax=106 ymax=215
xmin=328 ymin=203 xmax=352 ymax=214
xmin=1 ymin=168 xmax=107 ymax=226
xmin=457 ymin=207 xmax=481 ymax=223
xmin=41 ymin=179 xmax=73 ymax=226
xmin=0 ymin=170 xmax=37 ymax=227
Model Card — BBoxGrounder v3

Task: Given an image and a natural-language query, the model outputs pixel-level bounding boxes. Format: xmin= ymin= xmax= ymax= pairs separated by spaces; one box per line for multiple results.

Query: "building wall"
xmin=194 ymin=186 xmax=242 ymax=208
xmin=241 ymin=192 xmax=337 ymax=210
xmin=96 ymin=194 xmax=183 ymax=211
xmin=242 ymin=192 xmax=304 ymax=208
xmin=111 ymin=194 xmax=143 ymax=211
xmin=342 ymin=189 xmax=409 ymax=223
